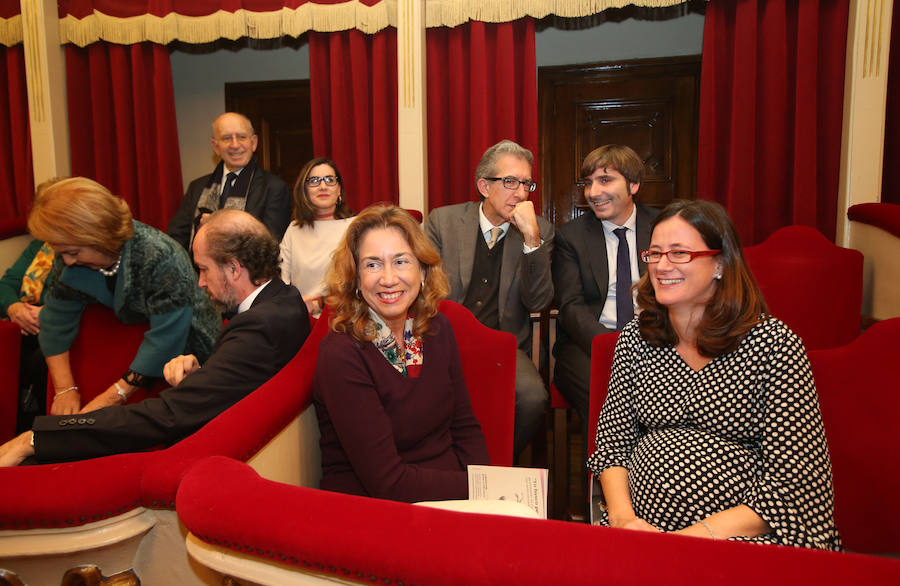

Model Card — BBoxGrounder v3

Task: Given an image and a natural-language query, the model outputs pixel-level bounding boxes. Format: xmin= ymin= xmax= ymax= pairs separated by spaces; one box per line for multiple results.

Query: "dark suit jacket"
xmin=167 ymin=163 xmax=291 ymax=250
xmin=553 ymin=203 xmax=659 ymax=355
xmin=425 ymin=201 xmax=554 ymax=351
xmin=32 ymin=279 xmax=309 ymax=462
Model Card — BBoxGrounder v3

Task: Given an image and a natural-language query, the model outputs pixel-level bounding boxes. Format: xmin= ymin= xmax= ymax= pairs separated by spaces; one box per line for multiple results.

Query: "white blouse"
xmin=279 ymin=218 xmax=354 ymax=305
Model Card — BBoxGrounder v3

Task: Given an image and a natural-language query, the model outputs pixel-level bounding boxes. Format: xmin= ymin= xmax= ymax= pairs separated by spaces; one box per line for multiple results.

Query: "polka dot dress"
xmin=587 ymin=317 xmax=842 ymax=550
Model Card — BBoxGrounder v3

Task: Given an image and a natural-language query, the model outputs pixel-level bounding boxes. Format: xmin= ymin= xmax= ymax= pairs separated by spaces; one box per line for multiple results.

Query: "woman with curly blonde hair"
xmin=313 ymin=204 xmax=488 ymax=502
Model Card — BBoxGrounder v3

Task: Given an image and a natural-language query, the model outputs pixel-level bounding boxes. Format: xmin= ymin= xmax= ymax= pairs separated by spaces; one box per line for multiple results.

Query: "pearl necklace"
xmin=98 ymin=255 xmax=122 ymax=277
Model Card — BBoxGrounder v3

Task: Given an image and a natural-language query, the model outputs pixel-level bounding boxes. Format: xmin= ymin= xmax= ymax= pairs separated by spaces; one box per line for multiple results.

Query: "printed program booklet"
xmin=467 ymin=465 xmax=548 ymax=519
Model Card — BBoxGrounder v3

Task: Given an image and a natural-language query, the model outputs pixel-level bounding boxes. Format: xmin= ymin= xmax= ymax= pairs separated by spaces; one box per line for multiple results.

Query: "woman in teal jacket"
xmin=28 ymin=177 xmax=221 ymax=415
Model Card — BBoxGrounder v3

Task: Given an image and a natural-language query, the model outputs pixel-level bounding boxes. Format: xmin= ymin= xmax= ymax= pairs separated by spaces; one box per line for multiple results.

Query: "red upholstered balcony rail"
xmin=848 ymin=203 xmax=900 ymax=238
xmin=177 ymin=456 xmax=900 ymax=586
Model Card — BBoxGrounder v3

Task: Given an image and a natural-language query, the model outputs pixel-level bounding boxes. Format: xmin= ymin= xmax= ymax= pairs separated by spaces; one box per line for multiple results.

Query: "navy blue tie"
xmin=614 ymin=227 xmax=633 ymax=330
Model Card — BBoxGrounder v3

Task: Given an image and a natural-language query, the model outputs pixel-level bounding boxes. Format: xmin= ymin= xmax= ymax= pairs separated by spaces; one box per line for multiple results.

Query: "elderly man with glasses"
xmin=168 ymin=112 xmax=290 ymax=251
xmin=425 ymin=139 xmax=553 ymax=456
xmin=551 ymin=144 xmax=660 ymax=423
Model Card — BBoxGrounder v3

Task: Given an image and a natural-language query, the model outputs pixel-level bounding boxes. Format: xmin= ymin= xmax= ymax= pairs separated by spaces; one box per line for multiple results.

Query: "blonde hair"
xmin=325 ymin=204 xmax=449 ymax=341
xmin=27 ymin=177 xmax=133 ymax=256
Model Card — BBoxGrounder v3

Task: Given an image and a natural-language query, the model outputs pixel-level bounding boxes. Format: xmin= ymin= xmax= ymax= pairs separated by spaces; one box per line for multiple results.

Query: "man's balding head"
xmin=195 ymin=210 xmax=280 ymax=286
xmin=210 ymin=113 xmax=258 ymax=171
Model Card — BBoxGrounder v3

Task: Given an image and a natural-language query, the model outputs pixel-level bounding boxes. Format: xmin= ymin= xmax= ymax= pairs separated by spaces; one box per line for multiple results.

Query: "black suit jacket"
xmin=32 ymin=279 xmax=309 ymax=462
xmin=167 ymin=163 xmax=291 ymax=250
xmin=552 ymin=203 xmax=659 ymax=355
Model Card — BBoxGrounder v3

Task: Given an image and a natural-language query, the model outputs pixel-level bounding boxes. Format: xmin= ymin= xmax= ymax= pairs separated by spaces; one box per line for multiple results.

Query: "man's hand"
xmin=0 ymin=432 xmax=35 ymax=467
xmin=51 ymin=388 xmax=81 ymax=415
xmin=79 ymin=380 xmax=135 ymax=413
xmin=7 ymin=302 xmax=42 ymax=335
xmin=508 ymin=201 xmax=541 ymax=249
xmin=164 ymin=354 xmax=200 ymax=387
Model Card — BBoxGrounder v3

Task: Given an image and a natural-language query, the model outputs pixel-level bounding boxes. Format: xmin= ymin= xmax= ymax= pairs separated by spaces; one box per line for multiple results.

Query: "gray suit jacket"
xmin=426 ymin=201 xmax=554 ymax=351
xmin=552 ymin=203 xmax=659 ymax=355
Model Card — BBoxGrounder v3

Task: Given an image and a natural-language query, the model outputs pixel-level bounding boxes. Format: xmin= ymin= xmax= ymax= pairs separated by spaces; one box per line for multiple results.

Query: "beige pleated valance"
xmin=1 ymin=0 xmax=691 ymax=48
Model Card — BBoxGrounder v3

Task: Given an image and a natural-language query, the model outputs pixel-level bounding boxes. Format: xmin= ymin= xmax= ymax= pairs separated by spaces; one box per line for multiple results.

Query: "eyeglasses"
xmin=485 ymin=176 xmax=537 ymax=193
xmin=640 ymin=249 xmax=722 ymax=264
xmin=216 ymin=133 xmax=252 ymax=145
xmin=306 ymin=175 xmax=339 ymax=186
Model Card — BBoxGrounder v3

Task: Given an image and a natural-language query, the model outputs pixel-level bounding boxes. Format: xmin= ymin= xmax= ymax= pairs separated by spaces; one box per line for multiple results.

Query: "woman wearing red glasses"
xmin=279 ymin=158 xmax=354 ymax=316
xmin=588 ymin=199 xmax=840 ymax=550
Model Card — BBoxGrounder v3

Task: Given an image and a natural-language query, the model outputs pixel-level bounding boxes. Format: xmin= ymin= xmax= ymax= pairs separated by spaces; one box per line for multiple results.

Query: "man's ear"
xmin=476 ymin=178 xmax=490 ymax=199
xmin=629 ymin=181 xmax=640 ymax=197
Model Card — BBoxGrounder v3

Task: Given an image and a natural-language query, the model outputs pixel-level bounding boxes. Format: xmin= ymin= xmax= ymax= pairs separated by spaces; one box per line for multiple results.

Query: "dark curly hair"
xmin=201 ymin=210 xmax=280 ymax=285
xmin=635 ymin=199 xmax=768 ymax=357
xmin=291 ymin=157 xmax=353 ymax=228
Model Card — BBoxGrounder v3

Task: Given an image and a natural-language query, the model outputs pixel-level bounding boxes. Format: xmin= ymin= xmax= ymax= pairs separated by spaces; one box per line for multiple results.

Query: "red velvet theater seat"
xmin=439 ymin=299 xmax=516 ymax=465
xmin=0 ymin=320 xmax=21 ymax=441
xmin=176 ymin=455 xmax=900 ymax=586
xmin=743 ymin=225 xmax=863 ymax=350
xmin=808 ymin=317 xmax=900 ymax=554
xmin=586 ymin=331 xmax=620 ymax=458
xmin=0 ymin=311 xmax=331 ymax=585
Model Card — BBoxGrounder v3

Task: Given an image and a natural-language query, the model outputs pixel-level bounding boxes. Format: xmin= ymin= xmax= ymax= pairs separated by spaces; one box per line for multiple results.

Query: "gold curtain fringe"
xmin=0 ymin=14 xmax=23 ymax=47
xmin=57 ymin=0 xmax=691 ymax=46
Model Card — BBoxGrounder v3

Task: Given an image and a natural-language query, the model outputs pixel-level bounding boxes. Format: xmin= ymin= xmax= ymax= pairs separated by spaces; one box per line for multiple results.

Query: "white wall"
xmin=170 ymin=44 xmax=310 ymax=191
xmin=535 ymin=12 xmax=705 ymax=66
xmin=170 ymin=12 xmax=704 ymax=191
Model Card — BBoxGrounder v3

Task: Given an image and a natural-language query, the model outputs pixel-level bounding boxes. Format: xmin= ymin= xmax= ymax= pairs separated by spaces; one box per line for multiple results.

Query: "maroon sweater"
xmin=313 ymin=313 xmax=489 ymax=502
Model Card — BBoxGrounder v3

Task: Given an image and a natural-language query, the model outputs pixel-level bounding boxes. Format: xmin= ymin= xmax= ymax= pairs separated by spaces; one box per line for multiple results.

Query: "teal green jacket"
xmin=0 ymin=239 xmax=54 ymax=316
xmin=39 ymin=221 xmax=221 ymax=377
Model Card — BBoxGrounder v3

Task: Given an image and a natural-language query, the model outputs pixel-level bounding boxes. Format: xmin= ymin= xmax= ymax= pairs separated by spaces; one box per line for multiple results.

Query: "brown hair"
xmin=201 ymin=209 xmax=281 ymax=285
xmin=635 ymin=199 xmax=768 ymax=357
xmin=27 ymin=177 xmax=134 ymax=257
xmin=325 ymin=204 xmax=449 ymax=342
xmin=581 ymin=144 xmax=645 ymax=186
xmin=290 ymin=157 xmax=353 ymax=228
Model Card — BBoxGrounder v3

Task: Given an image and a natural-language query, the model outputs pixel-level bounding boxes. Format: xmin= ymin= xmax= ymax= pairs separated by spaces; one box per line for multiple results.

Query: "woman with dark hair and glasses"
xmin=279 ymin=158 xmax=354 ymax=316
xmin=588 ymin=199 xmax=841 ymax=550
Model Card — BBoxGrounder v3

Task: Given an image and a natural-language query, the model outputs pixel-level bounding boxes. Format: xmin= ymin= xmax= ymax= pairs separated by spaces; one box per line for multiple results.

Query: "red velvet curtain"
xmin=65 ymin=42 xmax=183 ymax=230
xmin=0 ymin=45 xmax=33 ymax=221
xmin=697 ymin=0 xmax=849 ymax=244
xmin=426 ymin=19 xmax=539 ymax=210
xmin=309 ymin=29 xmax=398 ymax=212
xmin=882 ymin=1 xmax=900 ymax=206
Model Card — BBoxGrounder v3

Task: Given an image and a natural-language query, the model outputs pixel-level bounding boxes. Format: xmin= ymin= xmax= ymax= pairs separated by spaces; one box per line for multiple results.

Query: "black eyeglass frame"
xmin=484 ymin=176 xmax=538 ymax=193
xmin=305 ymin=175 xmax=340 ymax=186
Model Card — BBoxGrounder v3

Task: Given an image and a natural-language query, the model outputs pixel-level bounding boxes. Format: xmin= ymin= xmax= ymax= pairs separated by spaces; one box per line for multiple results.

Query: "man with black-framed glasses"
xmin=551 ymin=144 xmax=659 ymax=422
xmin=426 ymin=139 xmax=553 ymax=456
xmin=168 ymin=112 xmax=290 ymax=252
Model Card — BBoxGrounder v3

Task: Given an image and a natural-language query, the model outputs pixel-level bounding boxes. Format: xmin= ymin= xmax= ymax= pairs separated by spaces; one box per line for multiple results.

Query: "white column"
xmin=21 ymin=0 xmax=70 ymax=185
xmin=837 ymin=0 xmax=894 ymax=246
xmin=396 ymin=0 xmax=428 ymax=215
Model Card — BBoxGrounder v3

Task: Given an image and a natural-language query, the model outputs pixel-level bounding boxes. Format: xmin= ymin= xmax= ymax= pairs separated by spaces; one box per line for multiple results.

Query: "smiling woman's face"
xmin=648 ymin=215 xmax=722 ymax=314
xmin=305 ymin=163 xmax=341 ymax=219
xmin=357 ymin=227 xmax=425 ymax=333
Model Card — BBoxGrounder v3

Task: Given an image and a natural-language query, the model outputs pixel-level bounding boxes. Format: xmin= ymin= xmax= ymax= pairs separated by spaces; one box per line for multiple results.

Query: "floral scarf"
xmin=369 ymin=309 xmax=423 ymax=377
xmin=20 ymin=242 xmax=54 ymax=304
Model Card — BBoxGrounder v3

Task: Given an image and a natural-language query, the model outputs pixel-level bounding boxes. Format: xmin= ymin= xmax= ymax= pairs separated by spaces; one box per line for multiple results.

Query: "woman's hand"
xmin=51 ymin=388 xmax=81 ymax=415
xmin=609 ymin=513 xmax=662 ymax=532
xmin=304 ymin=296 xmax=322 ymax=316
xmin=7 ymin=302 xmax=42 ymax=335
xmin=0 ymin=432 xmax=34 ymax=467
